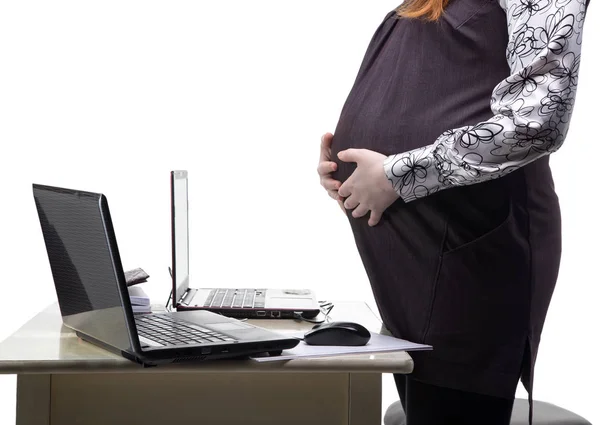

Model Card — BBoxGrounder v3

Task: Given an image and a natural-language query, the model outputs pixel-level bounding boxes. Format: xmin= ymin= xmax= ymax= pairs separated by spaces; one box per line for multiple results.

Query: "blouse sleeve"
xmin=383 ymin=0 xmax=590 ymax=202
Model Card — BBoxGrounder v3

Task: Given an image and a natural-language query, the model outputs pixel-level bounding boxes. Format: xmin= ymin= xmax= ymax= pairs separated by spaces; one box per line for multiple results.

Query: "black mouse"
xmin=303 ymin=321 xmax=371 ymax=346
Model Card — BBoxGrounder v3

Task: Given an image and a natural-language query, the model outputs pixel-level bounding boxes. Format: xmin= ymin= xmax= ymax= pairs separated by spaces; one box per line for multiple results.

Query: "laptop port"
xmin=270 ymin=311 xmax=281 ymax=318
xmin=256 ymin=311 xmax=266 ymax=317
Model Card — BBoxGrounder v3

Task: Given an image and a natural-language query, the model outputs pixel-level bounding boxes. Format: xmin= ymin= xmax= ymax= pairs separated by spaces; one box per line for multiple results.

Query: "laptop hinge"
xmin=180 ymin=288 xmax=197 ymax=306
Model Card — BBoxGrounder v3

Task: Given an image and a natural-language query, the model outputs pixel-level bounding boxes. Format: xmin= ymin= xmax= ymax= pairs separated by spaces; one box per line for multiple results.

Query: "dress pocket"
xmin=423 ymin=197 xmax=530 ymax=368
xmin=442 ymin=0 xmax=497 ymax=29
xmin=442 ymin=196 xmax=513 ymax=256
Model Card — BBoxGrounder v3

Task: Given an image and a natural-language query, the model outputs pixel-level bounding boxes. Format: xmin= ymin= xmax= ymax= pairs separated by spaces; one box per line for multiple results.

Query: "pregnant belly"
xmin=328 ymin=64 xmax=499 ymax=186
xmin=328 ymin=78 xmax=515 ymax=261
xmin=329 ymin=109 xmax=430 ymax=185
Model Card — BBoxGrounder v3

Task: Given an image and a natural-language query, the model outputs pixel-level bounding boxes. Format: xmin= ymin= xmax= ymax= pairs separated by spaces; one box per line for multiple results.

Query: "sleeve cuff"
xmin=383 ymin=145 xmax=443 ymax=203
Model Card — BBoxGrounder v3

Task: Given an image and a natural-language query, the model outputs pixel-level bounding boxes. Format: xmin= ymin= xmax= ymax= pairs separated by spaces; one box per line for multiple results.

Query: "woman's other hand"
xmin=318 ymin=132 xmax=345 ymax=212
xmin=337 ymin=148 xmax=400 ymax=226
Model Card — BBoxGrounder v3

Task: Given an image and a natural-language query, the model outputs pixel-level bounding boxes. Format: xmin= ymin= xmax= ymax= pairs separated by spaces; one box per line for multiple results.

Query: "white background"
xmin=0 ymin=0 xmax=598 ymax=423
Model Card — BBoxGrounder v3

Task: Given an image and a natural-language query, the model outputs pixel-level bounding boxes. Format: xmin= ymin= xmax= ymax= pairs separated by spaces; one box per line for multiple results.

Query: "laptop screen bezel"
xmin=98 ymin=193 xmax=144 ymax=354
xmin=171 ymin=170 xmax=190 ymax=308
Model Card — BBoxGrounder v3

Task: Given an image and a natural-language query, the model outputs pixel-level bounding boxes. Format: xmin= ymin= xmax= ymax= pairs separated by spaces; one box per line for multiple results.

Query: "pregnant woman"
xmin=317 ymin=0 xmax=590 ymax=423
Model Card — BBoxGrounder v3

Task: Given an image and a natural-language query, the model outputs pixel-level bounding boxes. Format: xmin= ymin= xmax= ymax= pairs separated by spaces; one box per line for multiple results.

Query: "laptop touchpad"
xmin=208 ymin=322 xmax=251 ymax=332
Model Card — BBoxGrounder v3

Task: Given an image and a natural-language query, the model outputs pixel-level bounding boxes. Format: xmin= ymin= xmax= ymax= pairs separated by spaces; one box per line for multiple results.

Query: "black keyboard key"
xmin=135 ymin=314 xmax=235 ymax=345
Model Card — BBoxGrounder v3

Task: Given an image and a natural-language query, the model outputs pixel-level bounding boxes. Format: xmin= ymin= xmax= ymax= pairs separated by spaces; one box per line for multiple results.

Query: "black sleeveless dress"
xmin=329 ymin=0 xmax=590 ymax=410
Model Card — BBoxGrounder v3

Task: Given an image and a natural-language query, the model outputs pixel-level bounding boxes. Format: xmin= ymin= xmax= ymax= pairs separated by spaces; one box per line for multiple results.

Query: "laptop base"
xmin=176 ymin=305 xmax=319 ymax=320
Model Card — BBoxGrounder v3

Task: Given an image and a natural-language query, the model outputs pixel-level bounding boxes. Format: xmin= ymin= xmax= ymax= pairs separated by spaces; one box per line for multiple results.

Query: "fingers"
xmin=337 ymin=192 xmax=383 ymax=225
xmin=321 ymin=176 xmax=341 ymax=192
xmin=318 ymin=159 xmax=342 ymax=201
xmin=343 ymin=195 xmax=359 ymax=211
xmin=318 ymin=133 xmax=358 ymax=213
xmin=317 ymin=161 xmax=337 ymax=176
xmin=352 ymin=203 xmax=369 ymax=219
xmin=337 ymin=148 xmax=361 ymax=163
xmin=321 ymin=133 xmax=334 ymax=149
xmin=338 ymin=181 xmax=351 ymax=198
xmin=368 ymin=210 xmax=383 ymax=227
xmin=319 ymin=133 xmax=334 ymax=162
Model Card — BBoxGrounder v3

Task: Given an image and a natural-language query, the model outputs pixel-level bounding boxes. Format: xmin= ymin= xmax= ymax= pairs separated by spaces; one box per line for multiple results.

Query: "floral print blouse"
xmin=383 ymin=0 xmax=591 ymax=202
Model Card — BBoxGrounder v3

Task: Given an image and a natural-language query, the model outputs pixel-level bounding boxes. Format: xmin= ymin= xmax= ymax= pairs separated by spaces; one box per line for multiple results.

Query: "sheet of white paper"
xmin=251 ymin=332 xmax=432 ymax=362
xmin=132 ymin=304 xmax=152 ymax=313
xmin=128 ymin=286 xmax=150 ymax=306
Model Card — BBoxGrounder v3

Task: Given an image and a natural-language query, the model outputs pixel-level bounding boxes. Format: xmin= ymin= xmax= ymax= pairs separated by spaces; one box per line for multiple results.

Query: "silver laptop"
xmin=32 ymin=183 xmax=299 ymax=366
xmin=171 ymin=170 xmax=321 ymax=319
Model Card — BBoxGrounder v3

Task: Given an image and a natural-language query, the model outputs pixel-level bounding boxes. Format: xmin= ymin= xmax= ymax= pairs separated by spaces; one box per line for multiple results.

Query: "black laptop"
xmin=32 ymin=183 xmax=299 ymax=366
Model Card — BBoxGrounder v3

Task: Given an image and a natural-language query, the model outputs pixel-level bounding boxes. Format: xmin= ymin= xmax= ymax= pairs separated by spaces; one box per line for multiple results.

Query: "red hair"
xmin=396 ymin=0 xmax=450 ymax=21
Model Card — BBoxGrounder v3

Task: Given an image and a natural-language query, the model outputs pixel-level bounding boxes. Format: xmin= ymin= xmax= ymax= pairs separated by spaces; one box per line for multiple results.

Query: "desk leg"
xmin=16 ymin=374 xmax=51 ymax=425
xmin=349 ymin=373 xmax=382 ymax=425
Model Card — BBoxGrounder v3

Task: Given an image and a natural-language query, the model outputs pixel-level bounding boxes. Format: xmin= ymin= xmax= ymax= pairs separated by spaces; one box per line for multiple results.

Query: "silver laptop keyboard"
xmin=135 ymin=314 xmax=235 ymax=346
xmin=203 ymin=288 xmax=266 ymax=309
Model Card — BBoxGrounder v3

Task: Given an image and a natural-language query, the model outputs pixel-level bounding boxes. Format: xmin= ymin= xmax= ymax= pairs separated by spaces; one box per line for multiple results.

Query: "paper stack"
xmin=128 ymin=286 xmax=151 ymax=314
xmin=124 ymin=267 xmax=152 ymax=314
xmin=251 ymin=331 xmax=432 ymax=362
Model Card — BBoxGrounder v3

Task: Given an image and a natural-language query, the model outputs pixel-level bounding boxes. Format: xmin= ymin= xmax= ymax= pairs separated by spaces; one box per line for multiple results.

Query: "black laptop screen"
xmin=33 ymin=184 xmax=135 ymax=354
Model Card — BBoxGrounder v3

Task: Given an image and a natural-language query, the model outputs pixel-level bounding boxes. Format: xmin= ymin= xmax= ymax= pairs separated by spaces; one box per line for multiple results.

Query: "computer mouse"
xmin=303 ymin=321 xmax=371 ymax=346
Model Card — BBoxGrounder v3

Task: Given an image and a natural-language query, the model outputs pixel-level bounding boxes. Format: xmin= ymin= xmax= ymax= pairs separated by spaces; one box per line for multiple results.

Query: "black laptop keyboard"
xmin=135 ymin=314 xmax=235 ymax=346
xmin=203 ymin=288 xmax=266 ymax=308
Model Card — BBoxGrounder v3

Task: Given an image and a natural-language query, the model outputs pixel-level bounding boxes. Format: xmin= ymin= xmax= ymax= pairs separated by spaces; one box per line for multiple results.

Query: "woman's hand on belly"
xmin=337 ymin=148 xmax=400 ymax=227
xmin=318 ymin=132 xmax=345 ymax=213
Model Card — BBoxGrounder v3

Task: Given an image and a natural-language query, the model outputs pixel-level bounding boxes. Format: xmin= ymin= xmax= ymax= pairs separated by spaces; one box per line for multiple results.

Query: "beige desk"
xmin=0 ymin=301 xmax=413 ymax=425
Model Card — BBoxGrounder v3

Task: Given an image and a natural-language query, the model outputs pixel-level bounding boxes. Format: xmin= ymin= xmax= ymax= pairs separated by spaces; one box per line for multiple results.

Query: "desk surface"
xmin=0 ymin=301 xmax=413 ymax=374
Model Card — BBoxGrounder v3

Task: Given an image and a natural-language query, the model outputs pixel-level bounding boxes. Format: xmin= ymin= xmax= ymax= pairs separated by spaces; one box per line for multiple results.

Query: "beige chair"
xmin=383 ymin=398 xmax=592 ymax=425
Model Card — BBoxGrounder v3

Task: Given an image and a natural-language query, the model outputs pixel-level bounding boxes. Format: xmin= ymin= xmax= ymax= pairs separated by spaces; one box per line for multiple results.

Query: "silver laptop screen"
xmin=171 ymin=170 xmax=190 ymax=305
